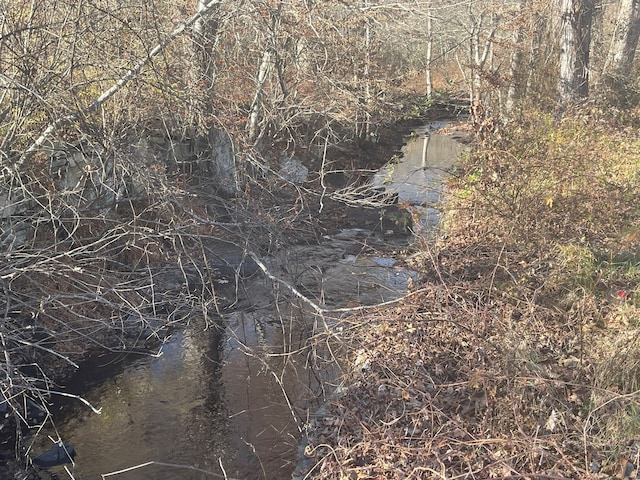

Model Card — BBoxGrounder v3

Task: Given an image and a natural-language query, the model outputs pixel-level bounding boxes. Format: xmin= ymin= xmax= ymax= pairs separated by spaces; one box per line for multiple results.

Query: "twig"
xmin=247 ymin=251 xmax=326 ymax=316
xmin=248 ymin=249 xmax=438 ymax=317
xmin=101 ymin=461 xmax=241 ymax=479
xmin=12 ymin=338 xmax=79 ymax=368
xmin=32 ymin=388 xmax=102 ymax=415
xmin=11 ymin=0 xmax=223 ymax=170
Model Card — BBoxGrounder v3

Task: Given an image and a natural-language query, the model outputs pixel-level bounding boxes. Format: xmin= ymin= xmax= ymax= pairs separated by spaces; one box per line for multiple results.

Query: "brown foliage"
xmin=300 ymin=114 xmax=640 ymax=480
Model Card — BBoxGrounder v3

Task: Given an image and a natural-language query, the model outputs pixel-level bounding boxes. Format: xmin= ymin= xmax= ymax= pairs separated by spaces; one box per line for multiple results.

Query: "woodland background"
xmin=2 ymin=0 xmax=640 ymax=477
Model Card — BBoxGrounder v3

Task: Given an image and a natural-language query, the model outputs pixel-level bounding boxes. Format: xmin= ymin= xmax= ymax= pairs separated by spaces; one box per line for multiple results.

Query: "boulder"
xmin=279 ymin=157 xmax=308 ymax=185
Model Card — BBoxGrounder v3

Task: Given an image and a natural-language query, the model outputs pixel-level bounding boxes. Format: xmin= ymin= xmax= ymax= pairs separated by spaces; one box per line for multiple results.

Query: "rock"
xmin=32 ymin=443 xmax=75 ymax=468
xmin=278 ymin=157 xmax=308 ymax=185
xmin=208 ymin=128 xmax=239 ymax=195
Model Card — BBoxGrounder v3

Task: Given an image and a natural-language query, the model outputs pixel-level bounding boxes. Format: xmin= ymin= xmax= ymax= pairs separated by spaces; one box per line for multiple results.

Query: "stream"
xmin=30 ymin=124 xmax=466 ymax=480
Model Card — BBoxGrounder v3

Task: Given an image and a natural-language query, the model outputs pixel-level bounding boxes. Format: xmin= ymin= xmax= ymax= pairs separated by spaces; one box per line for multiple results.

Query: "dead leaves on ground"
xmin=301 ymin=279 xmax=640 ymax=479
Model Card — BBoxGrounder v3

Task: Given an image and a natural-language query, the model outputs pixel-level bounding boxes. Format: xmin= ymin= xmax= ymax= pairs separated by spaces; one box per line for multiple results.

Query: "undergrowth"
xmin=302 ymin=111 xmax=640 ymax=479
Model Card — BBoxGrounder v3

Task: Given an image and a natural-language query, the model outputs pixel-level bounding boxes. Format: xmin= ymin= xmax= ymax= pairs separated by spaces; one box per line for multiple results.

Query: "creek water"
xmin=373 ymin=122 xmax=468 ymax=233
xmin=31 ymin=125 xmax=466 ymax=480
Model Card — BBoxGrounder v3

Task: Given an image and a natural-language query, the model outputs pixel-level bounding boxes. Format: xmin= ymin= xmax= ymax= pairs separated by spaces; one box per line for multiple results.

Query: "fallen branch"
xmin=247 ymin=250 xmax=438 ymax=317
xmin=32 ymin=388 xmax=102 ymax=415
xmin=247 ymin=251 xmax=326 ymax=316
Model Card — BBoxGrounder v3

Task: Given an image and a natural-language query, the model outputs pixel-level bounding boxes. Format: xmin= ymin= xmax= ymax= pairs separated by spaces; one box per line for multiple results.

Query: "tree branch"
xmin=10 ymin=0 xmax=223 ymax=171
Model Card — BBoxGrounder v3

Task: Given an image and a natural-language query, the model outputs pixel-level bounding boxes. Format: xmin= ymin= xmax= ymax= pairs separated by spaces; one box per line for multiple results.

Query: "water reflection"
xmin=373 ymin=127 xmax=467 ymax=232
xmin=38 ymin=308 xmax=316 ymax=480
xmin=38 ymin=327 xmax=230 ymax=480
xmin=221 ymin=306 xmax=313 ymax=479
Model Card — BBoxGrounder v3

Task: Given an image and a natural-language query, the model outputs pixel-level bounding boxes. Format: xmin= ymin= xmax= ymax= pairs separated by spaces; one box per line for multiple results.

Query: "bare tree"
xmin=505 ymin=1 xmax=528 ymax=117
xmin=248 ymin=49 xmax=274 ymax=143
xmin=468 ymin=5 xmax=497 ymax=106
xmin=425 ymin=2 xmax=434 ymax=98
xmin=601 ymin=0 xmax=640 ymax=103
xmin=558 ymin=0 xmax=595 ymax=105
xmin=191 ymin=0 xmax=223 ymax=122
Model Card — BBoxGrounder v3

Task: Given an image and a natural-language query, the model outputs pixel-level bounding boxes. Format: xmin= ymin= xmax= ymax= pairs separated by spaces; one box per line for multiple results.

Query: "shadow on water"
xmin=38 ymin=326 xmax=231 ymax=480
xmin=32 ymin=123 xmax=467 ymax=480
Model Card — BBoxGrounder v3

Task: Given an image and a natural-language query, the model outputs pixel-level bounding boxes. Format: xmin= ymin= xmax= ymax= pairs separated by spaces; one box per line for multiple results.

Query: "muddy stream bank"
xmin=28 ymin=124 xmax=467 ymax=480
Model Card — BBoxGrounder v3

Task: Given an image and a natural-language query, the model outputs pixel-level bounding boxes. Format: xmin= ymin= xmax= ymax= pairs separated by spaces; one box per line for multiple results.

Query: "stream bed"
xmin=30 ymin=124 xmax=467 ymax=480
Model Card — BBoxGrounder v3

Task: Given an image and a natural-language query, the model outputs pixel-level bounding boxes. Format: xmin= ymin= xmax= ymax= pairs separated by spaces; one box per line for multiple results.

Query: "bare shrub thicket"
xmin=0 ymin=0 xmax=435 ymax=459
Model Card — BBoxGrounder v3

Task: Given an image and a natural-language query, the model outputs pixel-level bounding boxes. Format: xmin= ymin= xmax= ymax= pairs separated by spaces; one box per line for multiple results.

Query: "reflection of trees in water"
xmin=221 ymin=298 xmax=313 ymax=479
xmin=376 ymin=132 xmax=465 ymax=207
xmin=35 ymin=222 xmax=421 ymax=479
xmin=183 ymin=325 xmax=231 ymax=476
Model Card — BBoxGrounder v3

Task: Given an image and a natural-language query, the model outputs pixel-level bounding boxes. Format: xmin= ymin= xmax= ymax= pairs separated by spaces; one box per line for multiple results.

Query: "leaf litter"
xmin=299 ymin=113 xmax=640 ymax=480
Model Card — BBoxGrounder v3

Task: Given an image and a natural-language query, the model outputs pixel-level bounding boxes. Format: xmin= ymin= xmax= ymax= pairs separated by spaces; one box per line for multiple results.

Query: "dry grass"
xmin=301 ymin=111 xmax=640 ymax=479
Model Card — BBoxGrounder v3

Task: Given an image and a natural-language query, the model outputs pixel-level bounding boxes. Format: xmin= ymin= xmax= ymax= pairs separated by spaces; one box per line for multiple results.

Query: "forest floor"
xmin=300 ymin=106 xmax=640 ymax=480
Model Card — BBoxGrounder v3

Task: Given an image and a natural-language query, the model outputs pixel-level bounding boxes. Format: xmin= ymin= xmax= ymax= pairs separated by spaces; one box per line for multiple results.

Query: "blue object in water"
xmin=33 ymin=443 xmax=76 ymax=468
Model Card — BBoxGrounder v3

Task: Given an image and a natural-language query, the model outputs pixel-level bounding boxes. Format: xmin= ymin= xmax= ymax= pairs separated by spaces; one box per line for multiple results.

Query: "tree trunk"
xmin=602 ymin=0 xmax=640 ymax=102
xmin=505 ymin=1 xmax=527 ymax=118
xmin=357 ymin=0 xmax=374 ymax=141
xmin=467 ymin=5 xmax=496 ymax=108
xmin=425 ymin=2 xmax=433 ymax=99
xmin=248 ymin=50 xmax=273 ymax=143
xmin=505 ymin=26 xmax=525 ymax=117
xmin=191 ymin=0 xmax=220 ymax=121
xmin=557 ymin=0 xmax=594 ymax=106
